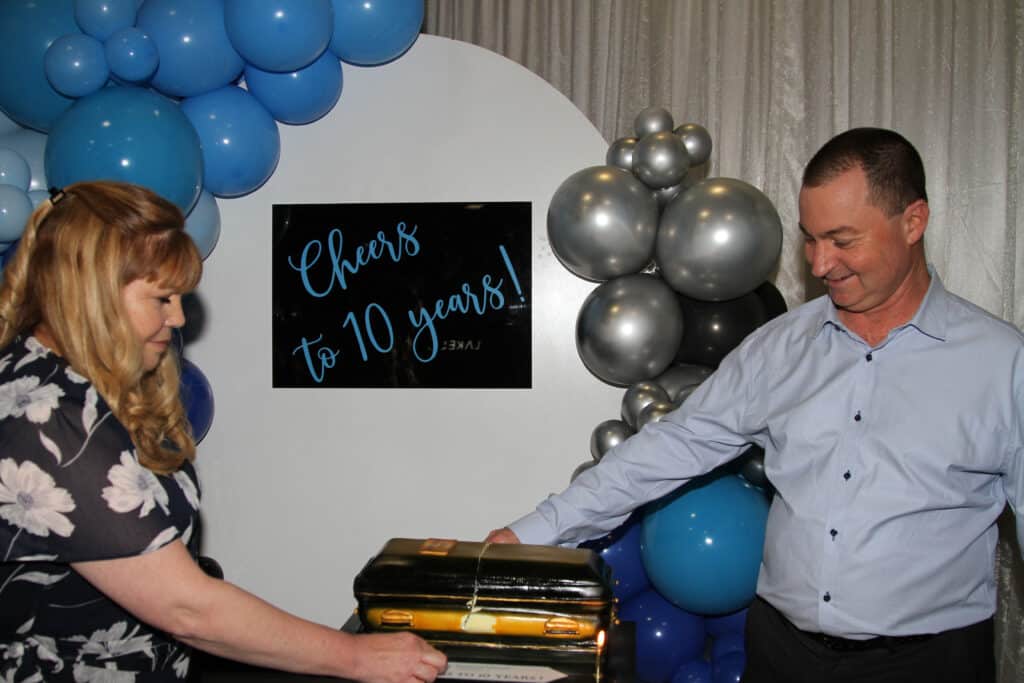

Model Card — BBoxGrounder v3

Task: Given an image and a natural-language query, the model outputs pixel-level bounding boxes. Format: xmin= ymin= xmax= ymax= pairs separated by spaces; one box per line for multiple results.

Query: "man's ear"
xmin=902 ymin=198 xmax=929 ymax=246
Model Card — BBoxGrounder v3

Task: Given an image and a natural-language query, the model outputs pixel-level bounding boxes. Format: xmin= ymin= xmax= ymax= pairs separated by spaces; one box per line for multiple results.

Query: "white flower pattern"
xmin=0 ymin=459 xmax=75 ymax=538
xmin=101 ymin=452 xmax=169 ymax=518
xmin=0 ymin=377 xmax=65 ymax=424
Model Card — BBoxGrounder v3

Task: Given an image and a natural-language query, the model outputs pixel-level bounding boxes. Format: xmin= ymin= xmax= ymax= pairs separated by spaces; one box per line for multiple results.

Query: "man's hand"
xmin=485 ymin=527 xmax=521 ymax=544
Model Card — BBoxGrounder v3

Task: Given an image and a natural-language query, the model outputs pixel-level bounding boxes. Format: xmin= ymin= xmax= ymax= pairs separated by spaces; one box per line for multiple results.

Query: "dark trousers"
xmin=741 ymin=597 xmax=995 ymax=683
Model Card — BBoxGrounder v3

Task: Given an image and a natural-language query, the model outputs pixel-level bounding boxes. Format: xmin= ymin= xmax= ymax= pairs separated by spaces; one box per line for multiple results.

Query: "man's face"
xmin=799 ymin=166 xmax=924 ymax=316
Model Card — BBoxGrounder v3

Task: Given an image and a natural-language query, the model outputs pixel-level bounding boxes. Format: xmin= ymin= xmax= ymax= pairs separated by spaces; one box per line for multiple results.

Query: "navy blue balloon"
xmin=711 ymin=652 xmax=745 ymax=683
xmin=136 ymin=0 xmax=244 ymax=98
xmin=45 ymin=86 xmax=203 ymax=213
xmin=578 ymin=514 xmax=651 ymax=601
xmin=704 ymin=608 xmax=747 ymax=638
xmin=44 ymin=33 xmax=110 ymax=98
xmin=671 ymin=659 xmax=712 ymax=683
xmin=0 ymin=0 xmax=77 ymax=132
xmin=620 ymin=588 xmax=706 ymax=683
xmin=710 ymin=632 xmax=745 ymax=660
xmin=104 ymin=27 xmax=159 ymax=83
xmin=74 ymin=0 xmax=137 ymax=41
xmin=181 ymin=86 xmax=280 ymax=198
xmin=180 ymin=358 xmax=214 ymax=443
xmin=328 ymin=0 xmax=423 ymax=66
xmin=642 ymin=474 xmax=769 ymax=615
xmin=244 ymin=51 xmax=343 ymax=125
xmin=224 ymin=0 xmax=333 ymax=72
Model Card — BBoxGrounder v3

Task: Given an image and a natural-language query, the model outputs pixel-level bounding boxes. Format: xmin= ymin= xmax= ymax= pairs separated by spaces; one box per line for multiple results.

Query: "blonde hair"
xmin=0 ymin=181 xmax=203 ymax=474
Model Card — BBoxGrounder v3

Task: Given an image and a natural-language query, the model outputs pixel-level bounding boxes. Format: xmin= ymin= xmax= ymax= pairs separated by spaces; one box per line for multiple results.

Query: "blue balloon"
xmin=104 ymin=27 xmax=159 ymax=83
xmin=710 ymin=632 xmax=745 ymax=660
xmin=0 ymin=186 xmax=33 ymax=243
xmin=328 ymin=0 xmax=423 ymax=66
xmin=181 ymin=86 xmax=280 ymax=198
xmin=0 ymin=111 xmax=22 ymax=137
xmin=44 ymin=33 xmax=110 ymax=98
xmin=0 ymin=0 xmax=78 ymax=132
xmin=224 ymin=0 xmax=333 ymax=73
xmin=244 ymin=51 xmax=343 ymax=125
xmin=0 ymin=239 xmax=21 ymax=272
xmin=136 ymin=0 xmax=244 ymax=98
xmin=180 ymin=358 xmax=214 ymax=444
xmin=45 ymin=86 xmax=203 ymax=213
xmin=185 ymin=190 xmax=221 ymax=259
xmin=671 ymin=659 xmax=712 ymax=683
xmin=642 ymin=473 xmax=769 ymax=615
xmin=620 ymin=589 xmax=706 ymax=683
xmin=0 ymin=149 xmax=32 ymax=191
xmin=711 ymin=652 xmax=745 ymax=683
xmin=704 ymin=608 xmax=747 ymax=638
xmin=28 ymin=190 xmax=50 ymax=208
xmin=74 ymin=0 xmax=136 ymax=41
xmin=0 ymin=128 xmax=49 ymax=192
xmin=578 ymin=514 xmax=651 ymax=601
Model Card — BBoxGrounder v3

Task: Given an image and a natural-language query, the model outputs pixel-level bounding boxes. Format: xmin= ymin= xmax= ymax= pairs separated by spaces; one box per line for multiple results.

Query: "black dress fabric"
xmin=0 ymin=336 xmax=201 ymax=681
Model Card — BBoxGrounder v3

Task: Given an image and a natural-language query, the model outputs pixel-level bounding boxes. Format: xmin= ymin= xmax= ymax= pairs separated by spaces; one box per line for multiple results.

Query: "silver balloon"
xmin=656 ymin=177 xmax=783 ymax=301
xmin=0 ymin=128 xmax=47 ymax=191
xmin=590 ymin=418 xmax=635 ymax=462
xmin=636 ymin=400 xmax=675 ymax=429
xmin=606 ymin=136 xmax=638 ymax=171
xmin=571 ymin=460 xmax=596 ymax=483
xmin=621 ymin=381 xmax=670 ymax=429
xmin=673 ymin=122 xmax=713 ymax=166
xmin=673 ymin=384 xmax=698 ymax=407
xmin=634 ymin=106 xmax=674 ymax=137
xmin=548 ymin=166 xmax=659 ymax=281
xmin=576 ymin=273 xmax=684 ymax=386
xmin=653 ymin=362 xmax=713 ymax=401
xmin=632 ymin=131 xmax=690 ymax=190
xmin=739 ymin=445 xmax=770 ymax=490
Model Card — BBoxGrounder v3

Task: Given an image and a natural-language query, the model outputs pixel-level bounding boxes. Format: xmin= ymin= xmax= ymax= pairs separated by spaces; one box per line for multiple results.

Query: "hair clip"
xmin=47 ymin=186 xmax=66 ymax=205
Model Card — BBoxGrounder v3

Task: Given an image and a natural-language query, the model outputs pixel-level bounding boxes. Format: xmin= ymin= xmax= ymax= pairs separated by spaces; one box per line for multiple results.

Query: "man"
xmin=487 ymin=128 xmax=1023 ymax=682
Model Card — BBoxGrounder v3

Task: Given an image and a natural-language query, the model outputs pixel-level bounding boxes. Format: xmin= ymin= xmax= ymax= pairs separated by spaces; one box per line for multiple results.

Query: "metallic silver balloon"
xmin=637 ymin=400 xmax=675 ymax=429
xmin=548 ymin=166 xmax=659 ymax=281
xmin=590 ymin=418 xmax=635 ymax=462
xmin=576 ymin=273 xmax=684 ymax=386
xmin=656 ymin=177 xmax=783 ymax=301
xmin=606 ymin=136 xmax=638 ymax=171
xmin=673 ymin=122 xmax=713 ymax=166
xmin=673 ymin=384 xmax=698 ymax=407
xmin=621 ymin=381 xmax=671 ymax=429
xmin=653 ymin=362 xmax=713 ymax=401
xmin=632 ymin=131 xmax=690 ymax=190
xmin=739 ymin=445 xmax=770 ymax=490
xmin=571 ymin=460 xmax=596 ymax=483
xmin=634 ymin=106 xmax=674 ymax=137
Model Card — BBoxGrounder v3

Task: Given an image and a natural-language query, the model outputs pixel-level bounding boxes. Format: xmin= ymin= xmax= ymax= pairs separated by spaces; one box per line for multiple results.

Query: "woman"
xmin=0 ymin=181 xmax=446 ymax=682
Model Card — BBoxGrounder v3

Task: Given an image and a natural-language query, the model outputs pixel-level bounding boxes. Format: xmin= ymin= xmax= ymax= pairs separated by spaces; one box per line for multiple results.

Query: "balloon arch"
xmin=1 ymin=5 xmax=786 ymax=681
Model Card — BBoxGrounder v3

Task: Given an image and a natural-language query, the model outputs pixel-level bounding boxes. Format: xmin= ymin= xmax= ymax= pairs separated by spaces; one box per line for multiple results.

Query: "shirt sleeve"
xmin=1004 ymin=348 xmax=1024 ymax=559
xmin=509 ymin=327 xmax=770 ymax=546
xmin=0 ymin=385 xmax=198 ymax=564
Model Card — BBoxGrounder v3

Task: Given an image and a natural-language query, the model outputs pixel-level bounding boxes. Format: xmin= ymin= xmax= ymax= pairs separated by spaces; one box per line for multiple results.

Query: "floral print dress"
xmin=0 ymin=336 xmax=201 ymax=681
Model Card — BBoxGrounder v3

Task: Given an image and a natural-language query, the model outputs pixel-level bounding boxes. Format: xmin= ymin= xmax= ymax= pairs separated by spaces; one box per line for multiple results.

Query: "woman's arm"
xmin=73 ymin=541 xmax=447 ymax=683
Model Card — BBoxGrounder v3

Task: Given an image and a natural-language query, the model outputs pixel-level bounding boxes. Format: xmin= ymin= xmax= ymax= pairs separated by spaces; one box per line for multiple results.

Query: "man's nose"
xmin=807 ymin=241 xmax=834 ymax=278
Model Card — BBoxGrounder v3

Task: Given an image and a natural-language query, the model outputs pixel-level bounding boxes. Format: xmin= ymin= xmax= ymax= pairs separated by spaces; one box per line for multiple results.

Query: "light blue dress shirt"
xmin=510 ymin=270 xmax=1024 ymax=639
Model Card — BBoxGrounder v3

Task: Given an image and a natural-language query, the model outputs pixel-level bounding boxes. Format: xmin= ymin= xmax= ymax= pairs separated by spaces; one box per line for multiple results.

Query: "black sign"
xmin=272 ymin=202 xmax=532 ymax=388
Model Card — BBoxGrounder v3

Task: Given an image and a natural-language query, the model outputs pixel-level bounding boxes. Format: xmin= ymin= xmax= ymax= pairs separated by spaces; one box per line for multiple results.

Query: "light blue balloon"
xmin=0 ymin=149 xmax=32 ymax=191
xmin=0 ymin=111 xmax=21 ymax=137
xmin=104 ymin=27 xmax=158 ymax=83
xmin=0 ymin=128 xmax=49 ymax=192
xmin=224 ymin=0 xmax=333 ymax=73
xmin=44 ymin=33 xmax=110 ymax=98
xmin=181 ymin=86 xmax=280 ymax=198
xmin=642 ymin=473 xmax=769 ymax=615
xmin=136 ymin=0 xmax=244 ymax=98
xmin=28 ymin=189 xmax=50 ymax=207
xmin=244 ymin=52 xmax=343 ymax=125
xmin=0 ymin=186 xmax=33 ymax=242
xmin=74 ymin=0 xmax=136 ymax=41
xmin=185 ymin=189 xmax=221 ymax=259
xmin=328 ymin=0 xmax=423 ymax=66
xmin=45 ymin=86 xmax=203 ymax=213
xmin=0 ymin=0 xmax=78 ymax=132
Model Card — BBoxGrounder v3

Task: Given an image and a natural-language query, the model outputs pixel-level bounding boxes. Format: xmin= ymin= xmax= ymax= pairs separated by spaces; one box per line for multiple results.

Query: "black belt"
xmin=797 ymin=629 xmax=936 ymax=652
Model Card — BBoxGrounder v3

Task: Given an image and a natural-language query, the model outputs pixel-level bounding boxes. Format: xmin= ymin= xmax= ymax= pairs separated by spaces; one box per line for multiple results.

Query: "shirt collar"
xmin=813 ymin=265 xmax=949 ymax=343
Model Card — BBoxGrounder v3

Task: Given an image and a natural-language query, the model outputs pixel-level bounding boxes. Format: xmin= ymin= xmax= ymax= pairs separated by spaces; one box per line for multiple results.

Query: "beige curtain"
xmin=424 ymin=1 xmax=1024 ymax=679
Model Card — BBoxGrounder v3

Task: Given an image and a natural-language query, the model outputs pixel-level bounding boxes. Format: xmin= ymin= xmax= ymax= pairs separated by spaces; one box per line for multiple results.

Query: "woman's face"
xmin=121 ymin=278 xmax=185 ymax=371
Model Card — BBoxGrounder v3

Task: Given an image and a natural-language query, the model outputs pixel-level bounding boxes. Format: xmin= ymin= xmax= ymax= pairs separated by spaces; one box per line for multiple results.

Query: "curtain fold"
xmin=424 ymin=2 xmax=1024 ymax=679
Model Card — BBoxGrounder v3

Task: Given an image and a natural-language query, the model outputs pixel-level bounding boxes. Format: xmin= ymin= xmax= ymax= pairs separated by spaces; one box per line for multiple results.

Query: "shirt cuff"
xmin=507 ymin=510 xmax=561 ymax=546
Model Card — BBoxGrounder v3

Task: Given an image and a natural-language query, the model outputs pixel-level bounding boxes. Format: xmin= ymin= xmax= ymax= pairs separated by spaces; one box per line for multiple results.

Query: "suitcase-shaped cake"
xmin=353 ymin=538 xmax=618 ymax=668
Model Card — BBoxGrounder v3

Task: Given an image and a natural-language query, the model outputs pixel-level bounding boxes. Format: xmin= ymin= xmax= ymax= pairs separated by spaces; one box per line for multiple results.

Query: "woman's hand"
xmin=348 ymin=632 xmax=447 ymax=683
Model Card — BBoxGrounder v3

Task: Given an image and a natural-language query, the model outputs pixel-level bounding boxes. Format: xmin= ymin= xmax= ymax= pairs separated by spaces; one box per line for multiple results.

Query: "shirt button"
xmin=843 ymin=471 xmax=851 ymax=480
xmin=866 ymin=353 xmax=873 ymax=362
xmin=854 ymin=411 xmax=862 ymax=422
xmin=830 ymin=528 xmax=838 ymax=539
xmin=823 ymin=592 xmax=832 ymax=603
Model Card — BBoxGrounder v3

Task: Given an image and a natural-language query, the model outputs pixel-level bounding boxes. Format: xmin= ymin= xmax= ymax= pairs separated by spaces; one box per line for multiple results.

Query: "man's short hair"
xmin=802 ymin=127 xmax=927 ymax=216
